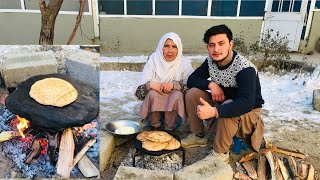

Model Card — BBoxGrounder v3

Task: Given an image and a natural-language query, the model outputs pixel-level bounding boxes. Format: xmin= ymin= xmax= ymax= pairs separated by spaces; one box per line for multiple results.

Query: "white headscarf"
xmin=142 ymin=32 xmax=193 ymax=84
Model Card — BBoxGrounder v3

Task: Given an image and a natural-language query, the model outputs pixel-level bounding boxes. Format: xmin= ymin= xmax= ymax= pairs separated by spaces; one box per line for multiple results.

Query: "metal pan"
xmin=106 ymin=120 xmax=142 ymax=136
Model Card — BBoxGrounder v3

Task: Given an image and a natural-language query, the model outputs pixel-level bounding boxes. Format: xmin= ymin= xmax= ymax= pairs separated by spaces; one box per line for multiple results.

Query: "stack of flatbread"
xmin=136 ymin=131 xmax=180 ymax=151
xmin=29 ymin=78 xmax=78 ymax=107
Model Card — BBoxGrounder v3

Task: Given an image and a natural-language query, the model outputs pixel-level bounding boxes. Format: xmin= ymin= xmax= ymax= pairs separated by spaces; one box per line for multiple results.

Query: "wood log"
xmin=234 ymin=171 xmax=253 ymax=180
xmin=307 ymin=164 xmax=314 ymax=180
xmin=297 ymin=163 xmax=308 ymax=180
xmin=243 ymin=161 xmax=258 ymax=179
xmin=274 ymin=159 xmax=284 ymax=180
xmin=260 ymin=146 xmax=305 ymax=159
xmin=25 ymin=138 xmax=41 ymax=164
xmin=257 ymin=156 xmax=267 ymax=180
xmin=264 ymin=136 xmax=273 ymax=148
xmin=0 ymin=131 xmax=19 ymax=142
xmin=72 ymin=137 xmax=96 ymax=167
xmin=239 ymin=152 xmax=258 ymax=163
xmin=289 ymin=156 xmax=297 ymax=177
xmin=277 ymin=159 xmax=289 ymax=180
xmin=77 ymin=155 xmax=99 ymax=177
xmin=56 ymin=128 xmax=74 ymax=178
xmin=283 ymin=157 xmax=295 ymax=179
xmin=265 ymin=151 xmax=276 ymax=180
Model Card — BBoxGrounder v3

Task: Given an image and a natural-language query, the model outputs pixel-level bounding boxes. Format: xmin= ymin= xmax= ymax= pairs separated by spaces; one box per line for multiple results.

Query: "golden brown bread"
xmin=142 ymin=140 xmax=168 ymax=151
xmin=164 ymin=138 xmax=180 ymax=150
xmin=29 ymin=78 xmax=78 ymax=107
xmin=145 ymin=131 xmax=173 ymax=143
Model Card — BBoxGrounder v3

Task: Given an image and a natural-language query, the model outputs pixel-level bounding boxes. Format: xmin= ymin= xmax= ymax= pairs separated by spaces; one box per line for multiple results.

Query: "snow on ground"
xmin=100 ymin=57 xmax=320 ymax=130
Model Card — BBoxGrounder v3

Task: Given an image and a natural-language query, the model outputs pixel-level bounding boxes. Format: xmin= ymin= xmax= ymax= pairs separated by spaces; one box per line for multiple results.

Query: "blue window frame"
xmin=182 ymin=0 xmax=208 ymax=16
xmin=211 ymin=0 xmax=237 ymax=16
xmin=156 ymin=0 xmax=179 ymax=15
xmin=127 ymin=0 xmax=152 ymax=15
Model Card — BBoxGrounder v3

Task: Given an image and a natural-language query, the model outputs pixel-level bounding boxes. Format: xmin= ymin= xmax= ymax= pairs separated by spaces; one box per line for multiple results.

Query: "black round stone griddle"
xmin=135 ymin=133 xmax=181 ymax=156
xmin=5 ymin=74 xmax=99 ymax=132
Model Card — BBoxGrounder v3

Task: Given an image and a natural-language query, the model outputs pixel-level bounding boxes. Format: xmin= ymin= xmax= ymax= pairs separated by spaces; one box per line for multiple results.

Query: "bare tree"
xmin=39 ymin=0 xmax=64 ymax=45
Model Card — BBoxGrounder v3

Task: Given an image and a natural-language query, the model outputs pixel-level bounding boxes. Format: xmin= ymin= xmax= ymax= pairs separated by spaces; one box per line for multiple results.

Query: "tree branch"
xmin=67 ymin=0 xmax=86 ymax=45
xmin=39 ymin=0 xmax=46 ymax=14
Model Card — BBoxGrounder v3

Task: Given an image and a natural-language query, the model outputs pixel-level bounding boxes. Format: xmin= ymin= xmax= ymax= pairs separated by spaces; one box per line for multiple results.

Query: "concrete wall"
xmin=99 ymin=17 xmax=263 ymax=54
xmin=306 ymin=11 xmax=320 ymax=52
xmin=0 ymin=12 xmax=95 ymax=45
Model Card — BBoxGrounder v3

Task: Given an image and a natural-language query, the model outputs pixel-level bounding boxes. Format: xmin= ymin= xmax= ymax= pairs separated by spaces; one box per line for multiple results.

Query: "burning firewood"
xmin=297 ymin=163 xmax=308 ymax=180
xmin=56 ymin=128 xmax=74 ymax=178
xmin=77 ymin=155 xmax=100 ymax=177
xmin=307 ymin=164 xmax=315 ymax=180
xmin=265 ymin=151 xmax=276 ymax=180
xmin=0 ymin=131 xmax=19 ymax=142
xmin=72 ymin=137 xmax=96 ymax=167
xmin=257 ymin=156 xmax=267 ymax=180
xmin=277 ymin=159 xmax=289 ymax=180
xmin=25 ymin=138 xmax=41 ymax=164
xmin=239 ymin=152 xmax=258 ymax=163
xmin=283 ymin=157 xmax=295 ymax=179
xmin=242 ymin=161 xmax=258 ymax=179
xmin=234 ymin=171 xmax=253 ymax=180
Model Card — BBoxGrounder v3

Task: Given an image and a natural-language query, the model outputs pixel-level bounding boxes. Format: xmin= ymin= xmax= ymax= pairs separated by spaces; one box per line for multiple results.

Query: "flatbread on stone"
xmin=145 ymin=131 xmax=173 ymax=143
xmin=164 ymin=138 xmax=180 ymax=150
xmin=136 ymin=131 xmax=151 ymax=141
xmin=142 ymin=140 xmax=168 ymax=151
xmin=29 ymin=78 xmax=78 ymax=107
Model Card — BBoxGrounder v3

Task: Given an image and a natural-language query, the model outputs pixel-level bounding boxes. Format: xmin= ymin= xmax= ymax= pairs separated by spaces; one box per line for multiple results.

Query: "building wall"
xmin=306 ymin=11 xmax=320 ymax=52
xmin=0 ymin=13 xmax=95 ymax=45
xmin=100 ymin=17 xmax=263 ymax=54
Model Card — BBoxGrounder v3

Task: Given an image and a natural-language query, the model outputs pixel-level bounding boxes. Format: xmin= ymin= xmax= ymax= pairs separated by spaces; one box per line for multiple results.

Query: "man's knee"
xmin=186 ymin=87 xmax=203 ymax=101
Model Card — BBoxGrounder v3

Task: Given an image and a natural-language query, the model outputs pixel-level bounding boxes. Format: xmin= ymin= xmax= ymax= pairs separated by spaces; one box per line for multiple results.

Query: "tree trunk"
xmin=39 ymin=0 xmax=64 ymax=45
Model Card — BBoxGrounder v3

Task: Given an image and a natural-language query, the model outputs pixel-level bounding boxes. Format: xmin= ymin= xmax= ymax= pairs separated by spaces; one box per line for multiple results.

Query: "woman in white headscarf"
xmin=136 ymin=32 xmax=194 ymax=131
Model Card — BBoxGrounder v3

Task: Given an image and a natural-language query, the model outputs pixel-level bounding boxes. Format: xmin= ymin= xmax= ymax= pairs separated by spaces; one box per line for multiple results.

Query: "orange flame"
xmin=16 ymin=115 xmax=30 ymax=138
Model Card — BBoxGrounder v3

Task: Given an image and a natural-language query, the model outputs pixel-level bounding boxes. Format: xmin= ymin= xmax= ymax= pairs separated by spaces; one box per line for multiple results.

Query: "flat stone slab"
xmin=174 ymin=155 xmax=233 ymax=180
xmin=66 ymin=50 xmax=99 ymax=88
xmin=100 ymin=130 xmax=115 ymax=172
xmin=5 ymin=74 xmax=99 ymax=132
xmin=313 ymin=89 xmax=320 ymax=111
xmin=1 ymin=50 xmax=58 ymax=88
xmin=114 ymin=166 xmax=174 ymax=180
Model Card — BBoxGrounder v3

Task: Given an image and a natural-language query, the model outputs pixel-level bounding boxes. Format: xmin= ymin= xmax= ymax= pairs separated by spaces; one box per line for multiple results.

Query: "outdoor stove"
xmin=132 ymin=134 xmax=185 ymax=168
xmin=0 ymin=74 xmax=99 ymax=178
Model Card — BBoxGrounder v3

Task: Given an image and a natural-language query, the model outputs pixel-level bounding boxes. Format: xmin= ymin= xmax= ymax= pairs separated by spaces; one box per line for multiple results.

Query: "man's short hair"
xmin=203 ymin=24 xmax=233 ymax=43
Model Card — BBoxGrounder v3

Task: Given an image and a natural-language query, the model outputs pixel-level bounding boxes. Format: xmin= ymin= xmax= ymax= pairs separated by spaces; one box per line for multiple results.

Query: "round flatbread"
xmin=164 ymin=138 xmax=180 ymax=150
xmin=136 ymin=131 xmax=151 ymax=141
xmin=145 ymin=131 xmax=173 ymax=143
xmin=29 ymin=78 xmax=78 ymax=107
xmin=142 ymin=140 xmax=168 ymax=151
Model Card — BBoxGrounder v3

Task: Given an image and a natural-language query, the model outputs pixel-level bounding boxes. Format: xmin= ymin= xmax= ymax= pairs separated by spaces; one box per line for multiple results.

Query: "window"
xmin=99 ymin=0 xmax=124 ymax=15
xmin=0 ymin=0 xmax=21 ymax=9
xmin=211 ymin=0 xmax=237 ymax=16
xmin=316 ymin=0 xmax=320 ymax=9
xmin=156 ymin=0 xmax=179 ymax=15
xmin=25 ymin=0 xmax=89 ymax=12
xmin=182 ymin=0 xmax=207 ymax=16
xmin=240 ymin=0 xmax=265 ymax=16
xmin=127 ymin=0 xmax=152 ymax=15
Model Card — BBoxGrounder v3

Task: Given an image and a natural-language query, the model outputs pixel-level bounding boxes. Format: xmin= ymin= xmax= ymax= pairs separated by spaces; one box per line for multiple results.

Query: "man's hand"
xmin=160 ymin=82 xmax=174 ymax=94
xmin=197 ymin=98 xmax=216 ymax=120
xmin=150 ymin=81 xmax=165 ymax=95
xmin=208 ymin=82 xmax=225 ymax=102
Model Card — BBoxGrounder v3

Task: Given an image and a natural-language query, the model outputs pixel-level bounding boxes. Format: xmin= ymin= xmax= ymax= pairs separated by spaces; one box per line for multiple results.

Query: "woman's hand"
xmin=160 ymin=82 xmax=174 ymax=94
xmin=150 ymin=81 xmax=165 ymax=95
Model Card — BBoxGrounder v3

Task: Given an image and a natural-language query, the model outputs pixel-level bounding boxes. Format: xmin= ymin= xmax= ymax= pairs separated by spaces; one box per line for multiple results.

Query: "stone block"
xmin=114 ymin=166 xmax=173 ymax=180
xmin=174 ymin=156 xmax=233 ymax=180
xmin=1 ymin=51 xmax=58 ymax=88
xmin=313 ymin=89 xmax=320 ymax=111
xmin=100 ymin=130 xmax=115 ymax=172
xmin=65 ymin=50 xmax=99 ymax=88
